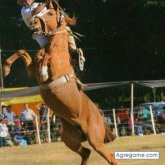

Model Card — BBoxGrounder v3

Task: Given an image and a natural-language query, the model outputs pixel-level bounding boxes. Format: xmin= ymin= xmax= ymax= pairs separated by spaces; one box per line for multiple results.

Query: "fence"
xmin=7 ymin=109 xmax=62 ymax=146
xmin=103 ymin=106 xmax=165 ymax=138
xmin=6 ymin=106 xmax=165 ymax=146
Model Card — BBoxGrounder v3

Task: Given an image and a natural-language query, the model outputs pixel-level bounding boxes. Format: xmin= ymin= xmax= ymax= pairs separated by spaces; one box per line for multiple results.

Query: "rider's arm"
xmin=31 ymin=0 xmax=51 ymax=16
xmin=31 ymin=3 xmax=47 ymax=15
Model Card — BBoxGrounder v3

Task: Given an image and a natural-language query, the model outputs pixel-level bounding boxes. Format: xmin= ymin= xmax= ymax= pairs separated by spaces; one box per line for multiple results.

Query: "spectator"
xmin=134 ymin=109 xmax=143 ymax=136
xmin=158 ymin=106 xmax=165 ymax=124
xmin=14 ymin=116 xmax=22 ymax=127
xmin=1 ymin=105 xmax=7 ymax=115
xmin=140 ymin=105 xmax=153 ymax=133
xmin=138 ymin=105 xmax=151 ymax=124
xmin=104 ymin=111 xmax=112 ymax=127
xmin=0 ymin=106 xmax=5 ymax=125
xmin=22 ymin=122 xmax=36 ymax=145
xmin=54 ymin=118 xmax=62 ymax=141
xmin=116 ymin=107 xmax=129 ymax=124
xmin=40 ymin=122 xmax=48 ymax=143
xmin=13 ymin=116 xmax=23 ymax=136
xmin=20 ymin=103 xmax=36 ymax=130
xmin=12 ymin=119 xmax=28 ymax=146
xmin=3 ymin=105 xmax=16 ymax=123
xmin=0 ymin=115 xmax=9 ymax=147
xmin=116 ymin=107 xmax=130 ymax=136
xmin=14 ymin=135 xmax=27 ymax=146
xmin=35 ymin=103 xmax=47 ymax=123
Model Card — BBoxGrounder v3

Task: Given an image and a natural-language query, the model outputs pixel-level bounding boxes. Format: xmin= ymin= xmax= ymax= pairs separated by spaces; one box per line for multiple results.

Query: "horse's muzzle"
xmin=30 ymin=22 xmax=41 ymax=34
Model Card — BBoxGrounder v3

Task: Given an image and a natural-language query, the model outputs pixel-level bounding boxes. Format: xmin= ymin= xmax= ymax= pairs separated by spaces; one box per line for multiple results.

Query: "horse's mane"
xmin=65 ymin=16 xmax=77 ymax=26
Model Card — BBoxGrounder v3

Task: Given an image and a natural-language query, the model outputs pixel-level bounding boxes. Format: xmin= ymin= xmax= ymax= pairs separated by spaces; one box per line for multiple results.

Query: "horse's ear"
xmin=52 ymin=0 xmax=58 ymax=10
xmin=47 ymin=0 xmax=54 ymax=9
xmin=47 ymin=0 xmax=58 ymax=10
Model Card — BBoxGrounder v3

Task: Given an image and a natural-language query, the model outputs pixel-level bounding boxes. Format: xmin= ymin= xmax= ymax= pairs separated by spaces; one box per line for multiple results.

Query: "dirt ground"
xmin=0 ymin=134 xmax=164 ymax=165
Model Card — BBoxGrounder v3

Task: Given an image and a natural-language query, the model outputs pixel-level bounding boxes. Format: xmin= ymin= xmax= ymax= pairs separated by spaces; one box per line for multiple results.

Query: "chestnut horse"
xmin=3 ymin=1 xmax=117 ymax=165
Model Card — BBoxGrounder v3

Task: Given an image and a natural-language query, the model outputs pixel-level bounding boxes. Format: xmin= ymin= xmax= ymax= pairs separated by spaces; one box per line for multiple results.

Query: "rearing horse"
xmin=3 ymin=1 xmax=117 ymax=165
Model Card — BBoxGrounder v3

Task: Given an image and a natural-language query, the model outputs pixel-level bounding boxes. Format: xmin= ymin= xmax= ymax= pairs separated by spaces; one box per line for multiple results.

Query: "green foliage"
xmin=146 ymin=0 xmax=165 ymax=7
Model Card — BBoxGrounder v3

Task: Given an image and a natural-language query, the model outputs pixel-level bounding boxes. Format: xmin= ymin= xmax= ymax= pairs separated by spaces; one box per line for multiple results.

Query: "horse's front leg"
xmin=17 ymin=50 xmax=36 ymax=78
xmin=3 ymin=49 xmax=36 ymax=78
xmin=3 ymin=51 xmax=21 ymax=76
xmin=35 ymin=49 xmax=50 ymax=82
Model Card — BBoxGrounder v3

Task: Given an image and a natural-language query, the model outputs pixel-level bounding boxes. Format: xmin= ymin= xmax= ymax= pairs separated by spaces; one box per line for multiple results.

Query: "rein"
xmin=32 ymin=14 xmax=66 ymax=36
xmin=52 ymin=0 xmax=69 ymax=17
xmin=45 ymin=29 xmax=67 ymax=36
xmin=32 ymin=1 xmax=66 ymax=36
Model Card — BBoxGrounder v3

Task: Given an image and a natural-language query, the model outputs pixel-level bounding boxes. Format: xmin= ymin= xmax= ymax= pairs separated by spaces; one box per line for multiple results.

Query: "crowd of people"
xmin=0 ymin=103 xmax=62 ymax=148
xmin=103 ymin=105 xmax=155 ymax=136
xmin=1 ymin=101 xmax=164 ymax=147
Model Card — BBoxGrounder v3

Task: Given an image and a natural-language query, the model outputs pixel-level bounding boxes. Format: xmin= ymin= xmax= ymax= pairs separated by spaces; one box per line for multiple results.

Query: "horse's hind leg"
xmin=63 ymin=137 xmax=91 ymax=165
xmin=61 ymin=119 xmax=91 ymax=165
xmin=86 ymin=107 xmax=117 ymax=165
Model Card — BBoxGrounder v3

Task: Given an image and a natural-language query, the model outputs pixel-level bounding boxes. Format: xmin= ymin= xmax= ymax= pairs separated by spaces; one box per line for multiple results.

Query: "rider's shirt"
xmin=21 ymin=3 xmax=47 ymax=27
xmin=21 ymin=3 xmax=49 ymax=48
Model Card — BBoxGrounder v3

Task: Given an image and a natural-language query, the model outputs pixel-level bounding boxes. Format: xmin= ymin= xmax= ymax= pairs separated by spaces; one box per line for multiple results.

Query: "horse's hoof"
xmin=81 ymin=149 xmax=91 ymax=165
xmin=109 ymin=154 xmax=118 ymax=165
xmin=111 ymin=161 xmax=118 ymax=165
xmin=3 ymin=66 xmax=10 ymax=77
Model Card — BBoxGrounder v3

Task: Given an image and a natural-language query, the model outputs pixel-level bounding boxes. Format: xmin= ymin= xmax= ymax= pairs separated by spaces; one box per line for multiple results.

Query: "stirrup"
xmin=77 ymin=48 xmax=85 ymax=71
xmin=77 ymin=48 xmax=85 ymax=62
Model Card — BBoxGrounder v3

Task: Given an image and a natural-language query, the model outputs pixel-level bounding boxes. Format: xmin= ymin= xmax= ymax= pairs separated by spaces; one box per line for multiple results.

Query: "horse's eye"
xmin=48 ymin=12 xmax=54 ymax=16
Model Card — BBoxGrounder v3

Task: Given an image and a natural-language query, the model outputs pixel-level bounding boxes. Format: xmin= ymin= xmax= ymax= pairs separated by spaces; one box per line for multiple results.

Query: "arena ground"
xmin=0 ymin=134 xmax=164 ymax=165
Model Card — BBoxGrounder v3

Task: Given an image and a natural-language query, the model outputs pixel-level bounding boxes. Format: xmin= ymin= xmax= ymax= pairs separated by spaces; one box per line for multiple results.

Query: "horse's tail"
xmin=98 ymin=109 xmax=116 ymax=143
xmin=104 ymin=123 xmax=116 ymax=143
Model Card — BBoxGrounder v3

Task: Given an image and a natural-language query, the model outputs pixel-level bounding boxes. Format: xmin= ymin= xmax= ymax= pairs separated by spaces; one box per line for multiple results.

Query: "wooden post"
xmin=0 ymin=45 xmax=4 ymax=91
xmin=131 ymin=83 xmax=135 ymax=135
xmin=113 ymin=108 xmax=118 ymax=138
xmin=0 ymin=45 xmax=4 ymax=112
xmin=35 ymin=116 xmax=41 ymax=144
xmin=47 ymin=108 xmax=51 ymax=143
xmin=149 ymin=106 xmax=156 ymax=135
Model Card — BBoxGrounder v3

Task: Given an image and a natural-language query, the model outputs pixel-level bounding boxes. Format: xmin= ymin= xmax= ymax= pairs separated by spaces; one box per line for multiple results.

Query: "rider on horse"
xmin=4 ymin=1 xmax=117 ymax=164
xmin=17 ymin=0 xmax=85 ymax=64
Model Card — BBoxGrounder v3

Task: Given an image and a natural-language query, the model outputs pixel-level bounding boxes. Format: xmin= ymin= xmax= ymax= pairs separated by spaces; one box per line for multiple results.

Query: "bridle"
xmin=31 ymin=8 xmax=66 ymax=36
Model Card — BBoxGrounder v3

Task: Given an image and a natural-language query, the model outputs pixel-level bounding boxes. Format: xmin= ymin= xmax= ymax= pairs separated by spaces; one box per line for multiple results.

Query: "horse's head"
xmin=30 ymin=0 xmax=76 ymax=36
xmin=30 ymin=0 xmax=60 ymax=35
